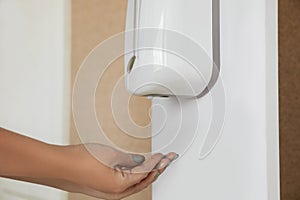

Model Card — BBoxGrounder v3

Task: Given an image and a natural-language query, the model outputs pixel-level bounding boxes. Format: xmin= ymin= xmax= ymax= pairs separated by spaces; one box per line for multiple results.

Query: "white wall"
xmin=152 ymin=0 xmax=279 ymax=200
xmin=0 ymin=0 xmax=70 ymax=199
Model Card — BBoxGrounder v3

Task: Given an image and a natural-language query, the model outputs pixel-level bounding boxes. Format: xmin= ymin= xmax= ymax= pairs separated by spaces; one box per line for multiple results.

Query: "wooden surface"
xmin=69 ymin=0 xmax=151 ymax=199
xmin=279 ymin=0 xmax=300 ymax=199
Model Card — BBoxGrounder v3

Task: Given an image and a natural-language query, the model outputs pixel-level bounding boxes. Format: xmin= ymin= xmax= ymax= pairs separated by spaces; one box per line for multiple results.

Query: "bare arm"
xmin=0 ymin=128 xmax=177 ymax=199
xmin=0 ymin=128 xmax=69 ymax=179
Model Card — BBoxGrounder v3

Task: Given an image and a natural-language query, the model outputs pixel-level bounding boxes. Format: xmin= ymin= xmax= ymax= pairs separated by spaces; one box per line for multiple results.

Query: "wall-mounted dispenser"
xmin=125 ymin=0 xmax=220 ymax=97
xmin=124 ymin=1 xmax=280 ymax=200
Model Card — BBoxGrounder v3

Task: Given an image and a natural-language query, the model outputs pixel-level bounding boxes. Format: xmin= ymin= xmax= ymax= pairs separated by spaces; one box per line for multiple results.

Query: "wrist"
xmin=49 ymin=145 xmax=80 ymax=182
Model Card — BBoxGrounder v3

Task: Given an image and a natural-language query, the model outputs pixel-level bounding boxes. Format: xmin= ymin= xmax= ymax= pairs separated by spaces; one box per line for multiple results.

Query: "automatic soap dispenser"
xmin=125 ymin=0 xmax=220 ymax=98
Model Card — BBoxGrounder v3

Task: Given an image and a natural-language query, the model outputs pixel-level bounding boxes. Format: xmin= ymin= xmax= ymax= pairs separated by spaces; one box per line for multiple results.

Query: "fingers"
xmin=165 ymin=152 xmax=179 ymax=162
xmin=120 ymin=152 xmax=179 ymax=187
xmin=115 ymin=153 xmax=179 ymax=195
xmin=131 ymin=153 xmax=164 ymax=174
xmin=120 ymin=153 xmax=178 ymax=199
xmin=134 ymin=170 xmax=160 ymax=190
xmin=85 ymin=144 xmax=178 ymax=174
xmin=117 ymin=170 xmax=160 ymax=199
xmin=84 ymin=144 xmax=146 ymax=170
xmin=111 ymin=153 xmax=164 ymax=194
xmin=124 ymin=153 xmax=164 ymax=185
xmin=157 ymin=152 xmax=179 ymax=174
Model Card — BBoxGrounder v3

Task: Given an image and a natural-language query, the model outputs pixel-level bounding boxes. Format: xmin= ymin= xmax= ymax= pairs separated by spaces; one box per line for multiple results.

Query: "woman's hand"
xmin=0 ymin=128 xmax=178 ymax=200
xmin=58 ymin=144 xmax=178 ymax=199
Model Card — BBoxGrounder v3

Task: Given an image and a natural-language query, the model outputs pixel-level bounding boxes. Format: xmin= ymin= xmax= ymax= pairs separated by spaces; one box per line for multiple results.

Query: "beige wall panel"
xmin=70 ymin=0 xmax=151 ymax=199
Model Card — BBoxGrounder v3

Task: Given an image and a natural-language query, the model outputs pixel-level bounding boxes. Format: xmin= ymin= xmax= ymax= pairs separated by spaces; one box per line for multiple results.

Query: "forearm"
xmin=0 ymin=128 xmax=121 ymax=193
xmin=0 ymin=128 xmax=103 ymax=196
xmin=0 ymin=128 xmax=72 ymax=181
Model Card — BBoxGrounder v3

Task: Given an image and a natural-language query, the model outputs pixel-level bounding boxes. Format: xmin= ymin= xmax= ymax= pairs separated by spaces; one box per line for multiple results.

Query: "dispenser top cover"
xmin=125 ymin=0 xmax=220 ymax=97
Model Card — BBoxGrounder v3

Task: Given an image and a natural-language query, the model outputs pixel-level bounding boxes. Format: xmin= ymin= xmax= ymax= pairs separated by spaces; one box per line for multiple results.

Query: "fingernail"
xmin=172 ymin=154 xmax=179 ymax=162
xmin=159 ymin=160 xmax=168 ymax=169
xmin=133 ymin=155 xmax=145 ymax=164
xmin=156 ymin=172 xmax=161 ymax=178
xmin=121 ymin=166 xmax=129 ymax=170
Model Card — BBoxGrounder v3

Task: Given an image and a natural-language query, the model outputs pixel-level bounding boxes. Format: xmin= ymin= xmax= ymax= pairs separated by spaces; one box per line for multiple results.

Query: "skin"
xmin=0 ymin=128 xmax=178 ymax=200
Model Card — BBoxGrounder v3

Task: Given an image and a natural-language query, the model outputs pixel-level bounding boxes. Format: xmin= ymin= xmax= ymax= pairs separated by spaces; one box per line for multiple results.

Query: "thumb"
xmin=113 ymin=152 xmax=145 ymax=170
xmin=84 ymin=144 xmax=145 ymax=169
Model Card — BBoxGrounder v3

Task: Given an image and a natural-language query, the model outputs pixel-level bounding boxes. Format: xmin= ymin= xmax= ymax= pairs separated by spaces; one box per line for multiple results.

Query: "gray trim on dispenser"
xmin=212 ymin=0 xmax=221 ymax=71
xmin=197 ymin=0 xmax=220 ymax=98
